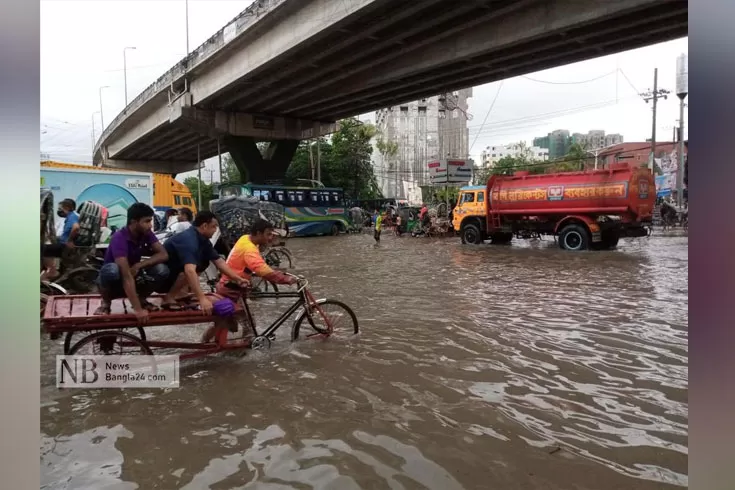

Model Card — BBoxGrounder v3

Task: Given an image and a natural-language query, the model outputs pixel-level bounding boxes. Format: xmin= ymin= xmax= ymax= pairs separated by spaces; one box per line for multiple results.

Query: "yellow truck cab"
xmin=452 ymin=185 xmax=487 ymax=233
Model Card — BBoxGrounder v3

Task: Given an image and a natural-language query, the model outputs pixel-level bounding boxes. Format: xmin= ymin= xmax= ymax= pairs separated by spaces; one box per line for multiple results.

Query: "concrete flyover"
xmin=93 ymin=0 xmax=688 ymax=181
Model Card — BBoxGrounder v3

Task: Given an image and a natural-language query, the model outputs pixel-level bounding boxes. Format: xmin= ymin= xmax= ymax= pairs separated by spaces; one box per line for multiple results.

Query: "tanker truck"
xmin=452 ymin=162 xmax=655 ymax=251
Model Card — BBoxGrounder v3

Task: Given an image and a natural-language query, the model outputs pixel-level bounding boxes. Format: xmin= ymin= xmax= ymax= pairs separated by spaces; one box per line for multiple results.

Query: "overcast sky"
xmin=40 ymin=1 xmax=688 ymax=180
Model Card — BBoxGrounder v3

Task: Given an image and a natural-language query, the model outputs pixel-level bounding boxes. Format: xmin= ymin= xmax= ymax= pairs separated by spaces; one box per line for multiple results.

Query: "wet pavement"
xmin=41 ymin=231 xmax=688 ymax=489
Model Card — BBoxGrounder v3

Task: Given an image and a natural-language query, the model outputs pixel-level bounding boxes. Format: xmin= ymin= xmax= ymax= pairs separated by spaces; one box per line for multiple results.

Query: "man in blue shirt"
xmin=159 ymin=211 xmax=247 ymax=316
xmin=41 ymin=198 xmax=81 ymax=282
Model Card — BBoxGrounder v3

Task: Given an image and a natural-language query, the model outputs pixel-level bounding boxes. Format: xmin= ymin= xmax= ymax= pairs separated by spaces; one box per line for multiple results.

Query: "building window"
xmin=492 ymin=154 xmax=496 ymax=157
xmin=418 ymin=107 xmax=426 ymax=115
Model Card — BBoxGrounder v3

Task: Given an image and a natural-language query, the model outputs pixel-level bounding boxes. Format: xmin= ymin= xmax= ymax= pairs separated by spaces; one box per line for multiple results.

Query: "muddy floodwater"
xmin=41 ymin=232 xmax=688 ymax=490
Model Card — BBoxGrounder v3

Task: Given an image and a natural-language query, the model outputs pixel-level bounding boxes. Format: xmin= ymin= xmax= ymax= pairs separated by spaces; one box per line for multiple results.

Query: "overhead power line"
xmin=521 ymin=71 xmax=616 ymax=85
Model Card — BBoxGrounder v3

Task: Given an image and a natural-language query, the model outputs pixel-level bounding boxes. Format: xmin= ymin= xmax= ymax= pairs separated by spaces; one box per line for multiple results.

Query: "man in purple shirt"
xmin=94 ymin=203 xmax=169 ymax=323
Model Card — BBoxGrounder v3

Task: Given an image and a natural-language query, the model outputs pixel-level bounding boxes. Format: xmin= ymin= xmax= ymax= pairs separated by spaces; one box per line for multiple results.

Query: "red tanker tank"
xmin=486 ymin=163 xmax=655 ymax=221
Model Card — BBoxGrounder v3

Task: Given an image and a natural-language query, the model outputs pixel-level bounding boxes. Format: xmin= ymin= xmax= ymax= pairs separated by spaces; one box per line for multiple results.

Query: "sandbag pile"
xmin=210 ymin=196 xmax=286 ymax=246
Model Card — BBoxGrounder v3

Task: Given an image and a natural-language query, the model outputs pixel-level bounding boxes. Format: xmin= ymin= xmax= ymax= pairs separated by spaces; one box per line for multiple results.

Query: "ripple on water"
xmin=41 ymin=234 xmax=688 ymax=489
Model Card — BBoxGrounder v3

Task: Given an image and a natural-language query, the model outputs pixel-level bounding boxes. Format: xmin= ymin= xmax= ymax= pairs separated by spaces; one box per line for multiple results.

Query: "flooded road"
xmin=41 ymin=232 xmax=688 ymax=489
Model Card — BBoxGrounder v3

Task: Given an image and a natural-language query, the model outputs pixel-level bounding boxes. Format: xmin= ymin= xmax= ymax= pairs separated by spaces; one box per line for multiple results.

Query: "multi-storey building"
xmin=372 ymin=89 xmax=472 ymax=199
xmin=480 ymin=143 xmax=548 ymax=168
xmin=536 ymin=129 xmax=624 ymax=158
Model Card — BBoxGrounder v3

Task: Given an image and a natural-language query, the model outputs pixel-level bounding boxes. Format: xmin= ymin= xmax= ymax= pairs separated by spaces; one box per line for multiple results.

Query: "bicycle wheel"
xmin=291 ymin=299 xmax=359 ymax=341
xmin=64 ymin=327 xmax=147 ymax=355
xmin=265 ymin=248 xmax=294 ymax=269
xmin=68 ymin=330 xmax=152 ymax=356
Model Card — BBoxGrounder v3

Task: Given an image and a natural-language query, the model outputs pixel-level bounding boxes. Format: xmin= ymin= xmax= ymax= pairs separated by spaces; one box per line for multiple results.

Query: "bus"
xmin=40 ymin=161 xmax=197 ymax=213
xmin=218 ymin=183 xmax=349 ymax=237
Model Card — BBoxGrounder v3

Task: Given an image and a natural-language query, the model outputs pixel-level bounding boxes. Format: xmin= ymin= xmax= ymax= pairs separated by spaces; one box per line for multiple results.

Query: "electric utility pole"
xmin=640 ymin=68 xmax=670 ymax=171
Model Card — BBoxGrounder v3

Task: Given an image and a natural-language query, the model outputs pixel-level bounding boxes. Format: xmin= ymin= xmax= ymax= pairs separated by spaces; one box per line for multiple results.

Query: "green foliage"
xmin=183 ymin=176 xmax=214 ymax=211
xmin=220 ymin=154 xmax=241 ymax=183
xmin=285 ymin=118 xmax=382 ymax=200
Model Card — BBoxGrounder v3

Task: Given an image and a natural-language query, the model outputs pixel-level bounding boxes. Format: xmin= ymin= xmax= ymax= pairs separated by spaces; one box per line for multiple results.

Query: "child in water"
xmin=374 ymin=213 xmax=384 ymax=243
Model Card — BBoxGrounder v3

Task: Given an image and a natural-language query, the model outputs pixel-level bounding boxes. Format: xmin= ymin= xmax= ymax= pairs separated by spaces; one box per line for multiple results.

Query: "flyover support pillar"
xmin=225 ymin=136 xmax=299 ymax=184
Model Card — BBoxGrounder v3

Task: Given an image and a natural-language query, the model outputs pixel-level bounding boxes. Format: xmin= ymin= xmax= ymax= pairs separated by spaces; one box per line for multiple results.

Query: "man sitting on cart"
xmin=41 ymin=198 xmax=80 ymax=282
xmin=200 ymin=219 xmax=297 ymax=344
xmin=159 ymin=211 xmax=249 ymax=316
xmin=94 ymin=203 xmax=170 ymax=322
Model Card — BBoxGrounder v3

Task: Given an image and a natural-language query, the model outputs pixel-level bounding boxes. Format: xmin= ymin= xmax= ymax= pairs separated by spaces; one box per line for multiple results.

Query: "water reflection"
xmin=41 ymin=234 xmax=688 ymax=489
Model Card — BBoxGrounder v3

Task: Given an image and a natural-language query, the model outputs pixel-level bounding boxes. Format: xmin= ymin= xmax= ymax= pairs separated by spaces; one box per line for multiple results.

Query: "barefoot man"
xmin=159 ymin=211 xmax=248 ymax=316
xmin=94 ymin=203 xmax=170 ymax=323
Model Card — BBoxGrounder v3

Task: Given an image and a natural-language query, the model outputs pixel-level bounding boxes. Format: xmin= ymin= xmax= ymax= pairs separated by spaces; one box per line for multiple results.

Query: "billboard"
xmin=427 ymin=159 xmax=472 ymax=185
xmin=40 ymin=168 xmax=153 ymax=230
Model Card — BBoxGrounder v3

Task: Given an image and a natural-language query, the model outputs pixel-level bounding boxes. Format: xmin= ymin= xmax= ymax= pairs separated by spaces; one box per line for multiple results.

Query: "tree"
xmin=551 ymin=142 xmax=588 ymax=172
xmin=183 ymin=176 xmax=214 ymax=211
xmin=284 ymin=118 xmax=382 ymax=200
xmin=220 ymin=153 xmax=241 ymax=183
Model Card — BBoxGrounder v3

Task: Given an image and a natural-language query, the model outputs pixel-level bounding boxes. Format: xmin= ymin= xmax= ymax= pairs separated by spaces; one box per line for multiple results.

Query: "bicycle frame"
xmin=138 ymin=278 xmax=322 ymax=360
xmin=238 ymin=289 xmax=310 ymax=339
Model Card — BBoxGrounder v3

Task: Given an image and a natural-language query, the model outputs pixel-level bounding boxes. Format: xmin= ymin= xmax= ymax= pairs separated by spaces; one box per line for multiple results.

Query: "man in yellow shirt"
xmin=202 ymin=219 xmax=296 ymax=343
xmin=374 ymin=212 xmax=384 ymax=243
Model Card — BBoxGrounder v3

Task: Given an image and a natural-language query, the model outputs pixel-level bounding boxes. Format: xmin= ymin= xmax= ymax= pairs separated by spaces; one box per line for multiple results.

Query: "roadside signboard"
xmin=428 ymin=159 xmax=472 ymax=185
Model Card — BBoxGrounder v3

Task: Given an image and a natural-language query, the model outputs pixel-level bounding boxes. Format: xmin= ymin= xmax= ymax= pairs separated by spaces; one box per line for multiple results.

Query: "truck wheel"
xmin=592 ymin=231 xmax=620 ymax=250
xmin=559 ymin=224 xmax=590 ymax=251
xmin=490 ymin=232 xmax=513 ymax=245
xmin=461 ymin=223 xmax=484 ymax=245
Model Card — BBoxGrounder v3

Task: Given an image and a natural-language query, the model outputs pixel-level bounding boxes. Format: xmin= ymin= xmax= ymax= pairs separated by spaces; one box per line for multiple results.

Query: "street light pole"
xmin=98 ymin=86 xmax=110 ymax=130
xmin=91 ymin=111 xmax=100 ymax=147
xmin=675 ymin=53 xmax=688 ymax=208
xmin=185 ymin=0 xmax=190 ymax=56
xmin=123 ymin=47 xmax=136 ymax=106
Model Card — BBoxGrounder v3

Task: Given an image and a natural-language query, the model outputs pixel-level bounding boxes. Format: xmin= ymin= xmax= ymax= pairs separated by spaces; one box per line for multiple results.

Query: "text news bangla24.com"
xmin=56 ymin=355 xmax=180 ymax=389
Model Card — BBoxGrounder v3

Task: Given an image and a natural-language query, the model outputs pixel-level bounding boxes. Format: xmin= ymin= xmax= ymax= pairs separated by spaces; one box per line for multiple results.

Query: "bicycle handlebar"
xmin=223 ymin=273 xmax=308 ymax=292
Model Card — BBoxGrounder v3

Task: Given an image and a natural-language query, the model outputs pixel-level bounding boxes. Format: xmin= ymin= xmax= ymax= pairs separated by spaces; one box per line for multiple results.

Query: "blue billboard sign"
xmin=40 ymin=168 xmax=153 ymax=230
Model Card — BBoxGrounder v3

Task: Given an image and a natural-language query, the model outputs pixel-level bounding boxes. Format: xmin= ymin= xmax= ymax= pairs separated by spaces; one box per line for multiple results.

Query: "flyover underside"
xmin=205 ymin=0 xmax=687 ymax=121
xmin=99 ymin=0 xmax=687 ymax=174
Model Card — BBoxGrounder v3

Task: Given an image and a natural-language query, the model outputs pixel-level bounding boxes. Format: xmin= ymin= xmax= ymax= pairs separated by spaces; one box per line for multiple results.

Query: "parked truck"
xmin=452 ymin=162 xmax=655 ymax=251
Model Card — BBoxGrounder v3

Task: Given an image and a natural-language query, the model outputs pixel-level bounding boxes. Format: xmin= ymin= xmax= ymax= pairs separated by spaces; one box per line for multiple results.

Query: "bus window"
xmin=287 ymin=191 xmax=296 ymax=205
xmin=260 ymin=190 xmax=270 ymax=201
xmin=274 ymin=190 xmax=286 ymax=204
xmin=294 ymin=191 xmax=305 ymax=204
xmin=220 ymin=186 xmax=241 ymax=198
xmin=174 ymin=195 xmax=182 ymax=205
xmin=309 ymin=191 xmax=319 ymax=204
xmin=331 ymin=192 xmax=342 ymax=206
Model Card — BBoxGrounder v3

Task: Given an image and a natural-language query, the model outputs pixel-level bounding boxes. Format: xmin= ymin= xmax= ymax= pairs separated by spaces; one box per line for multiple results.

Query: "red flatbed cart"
xmin=42 ymin=276 xmax=359 ymax=360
